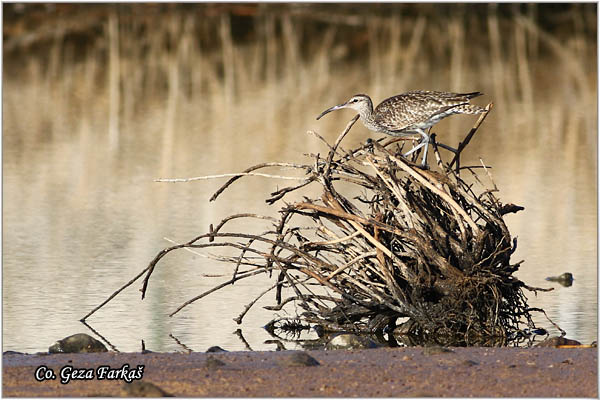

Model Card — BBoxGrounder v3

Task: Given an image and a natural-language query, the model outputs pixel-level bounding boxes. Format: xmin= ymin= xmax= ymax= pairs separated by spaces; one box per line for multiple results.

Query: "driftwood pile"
xmin=84 ymin=107 xmax=557 ymax=346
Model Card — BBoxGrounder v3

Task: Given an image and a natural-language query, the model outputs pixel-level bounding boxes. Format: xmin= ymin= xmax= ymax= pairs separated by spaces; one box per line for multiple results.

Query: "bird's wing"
xmin=373 ymin=92 xmax=470 ymax=132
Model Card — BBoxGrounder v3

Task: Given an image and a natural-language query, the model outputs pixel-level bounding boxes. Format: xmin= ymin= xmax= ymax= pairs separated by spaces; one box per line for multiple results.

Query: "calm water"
xmin=3 ymin=7 xmax=597 ymax=353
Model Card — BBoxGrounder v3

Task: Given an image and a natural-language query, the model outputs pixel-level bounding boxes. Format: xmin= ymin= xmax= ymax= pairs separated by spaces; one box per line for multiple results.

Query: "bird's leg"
xmin=403 ymin=130 xmax=430 ymax=167
xmin=402 ymin=138 xmax=425 ymax=157
xmin=419 ymin=131 xmax=429 ymax=167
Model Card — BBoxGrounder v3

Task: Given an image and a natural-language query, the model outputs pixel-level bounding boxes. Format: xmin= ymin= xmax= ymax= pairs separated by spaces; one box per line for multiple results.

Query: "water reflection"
xmin=3 ymin=4 xmax=597 ymax=352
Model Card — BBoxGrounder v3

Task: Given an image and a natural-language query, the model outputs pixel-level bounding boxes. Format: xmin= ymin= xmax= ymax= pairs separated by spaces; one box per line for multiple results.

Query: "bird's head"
xmin=316 ymin=94 xmax=373 ymax=120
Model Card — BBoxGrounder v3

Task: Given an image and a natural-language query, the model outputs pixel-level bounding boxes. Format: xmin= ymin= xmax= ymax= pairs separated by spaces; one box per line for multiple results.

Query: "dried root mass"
xmin=111 ymin=109 xmax=556 ymax=346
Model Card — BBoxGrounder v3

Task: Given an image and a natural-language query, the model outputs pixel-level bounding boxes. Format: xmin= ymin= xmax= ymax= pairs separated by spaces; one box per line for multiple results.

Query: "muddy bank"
xmin=3 ymin=347 xmax=597 ymax=397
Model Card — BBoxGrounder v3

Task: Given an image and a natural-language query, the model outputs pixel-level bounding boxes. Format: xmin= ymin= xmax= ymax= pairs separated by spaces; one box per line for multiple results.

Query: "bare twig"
xmin=155 ymin=172 xmax=309 ymax=183
xmin=209 ymin=162 xmax=311 ymax=202
xmin=449 ymin=102 xmax=494 ymax=170
xmin=170 ymin=268 xmax=269 ymax=317
xmin=81 ymin=265 xmax=151 ymax=321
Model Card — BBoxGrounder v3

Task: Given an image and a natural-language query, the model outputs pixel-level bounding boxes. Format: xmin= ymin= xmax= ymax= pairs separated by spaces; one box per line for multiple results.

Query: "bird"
xmin=316 ymin=91 xmax=485 ymax=168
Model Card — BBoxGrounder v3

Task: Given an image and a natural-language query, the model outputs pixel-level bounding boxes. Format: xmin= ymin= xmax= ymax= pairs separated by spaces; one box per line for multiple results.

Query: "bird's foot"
xmin=401 ymin=155 xmax=429 ymax=170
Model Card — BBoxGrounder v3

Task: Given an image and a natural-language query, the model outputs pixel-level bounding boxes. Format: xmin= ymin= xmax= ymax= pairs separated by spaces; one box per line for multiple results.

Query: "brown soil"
xmin=3 ymin=347 xmax=597 ymax=397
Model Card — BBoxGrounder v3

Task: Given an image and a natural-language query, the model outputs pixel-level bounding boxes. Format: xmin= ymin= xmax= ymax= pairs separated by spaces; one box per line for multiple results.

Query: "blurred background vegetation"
xmin=4 ymin=3 xmax=596 ymax=154
xmin=3 ymin=3 xmax=597 ymax=352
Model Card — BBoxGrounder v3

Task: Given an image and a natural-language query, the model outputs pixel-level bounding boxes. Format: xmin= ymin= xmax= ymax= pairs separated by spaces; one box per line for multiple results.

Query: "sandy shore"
xmin=3 ymin=347 xmax=597 ymax=397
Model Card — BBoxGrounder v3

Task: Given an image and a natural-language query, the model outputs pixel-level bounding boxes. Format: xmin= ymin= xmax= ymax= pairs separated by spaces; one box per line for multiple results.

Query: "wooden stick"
xmin=324 ymin=114 xmax=360 ymax=180
xmin=155 ymin=172 xmax=309 ymax=183
xmin=449 ymin=102 xmax=494 ymax=171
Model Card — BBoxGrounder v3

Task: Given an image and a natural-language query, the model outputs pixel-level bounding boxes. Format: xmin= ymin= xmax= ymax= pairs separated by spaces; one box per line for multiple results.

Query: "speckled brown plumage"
xmin=371 ymin=91 xmax=484 ymax=133
xmin=316 ymin=90 xmax=486 ymax=167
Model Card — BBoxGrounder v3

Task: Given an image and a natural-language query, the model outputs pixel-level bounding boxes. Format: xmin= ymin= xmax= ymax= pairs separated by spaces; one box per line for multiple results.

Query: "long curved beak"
xmin=316 ymin=103 xmax=346 ymax=120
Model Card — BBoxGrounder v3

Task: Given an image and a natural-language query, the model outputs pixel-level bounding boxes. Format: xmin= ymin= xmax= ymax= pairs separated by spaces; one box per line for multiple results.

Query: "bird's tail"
xmin=460 ymin=91 xmax=484 ymax=99
xmin=454 ymin=104 xmax=486 ymax=114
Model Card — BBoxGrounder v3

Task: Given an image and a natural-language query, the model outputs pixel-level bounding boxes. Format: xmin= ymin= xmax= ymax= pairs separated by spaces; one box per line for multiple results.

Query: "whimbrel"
xmin=316 ymin=91 xmax=485 ymax=167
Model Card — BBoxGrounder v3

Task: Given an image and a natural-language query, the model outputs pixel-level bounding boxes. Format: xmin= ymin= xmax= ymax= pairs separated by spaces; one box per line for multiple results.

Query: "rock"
xmin=206 ymin=346 xmax=228 ymax=353
xmin=204 ymin=355 xmax=226 ymax=369
xmin=49 ymin=333 xmax=107 ymax=353
xmin=313 ymin=325 xmax=325 ymax=337
xmin=121 ymin=381 xmax=172 ymax=397
xmin=422 ymin=346 xmax=454 ymax=355
xmin=545 ymin=272 xmax=574 ymax=286
xmin=326 ymin=334 xmax=378 ymax=350
xmin=277 ymin=351 xmax=320 ymax=367
xmin=3 ymin=351 xmax=25 ymax=356
xmin=535 ymin=336 xmax=581 ymax=347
